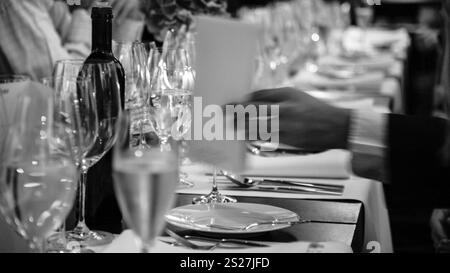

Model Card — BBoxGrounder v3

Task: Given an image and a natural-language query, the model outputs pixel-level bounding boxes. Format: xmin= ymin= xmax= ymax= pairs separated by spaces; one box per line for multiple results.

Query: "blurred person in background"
xmin=0 ymin=0 xmax=144 ymax=80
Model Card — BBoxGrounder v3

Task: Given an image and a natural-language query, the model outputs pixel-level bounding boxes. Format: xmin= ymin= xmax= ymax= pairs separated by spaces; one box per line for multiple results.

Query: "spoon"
xmin=221 ymin=171 xmax=343 ymax=195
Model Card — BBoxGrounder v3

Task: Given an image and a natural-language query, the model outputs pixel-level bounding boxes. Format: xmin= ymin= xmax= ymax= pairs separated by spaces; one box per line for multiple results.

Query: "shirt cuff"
xmin=349 ymin=110 xmax=387 ymax=157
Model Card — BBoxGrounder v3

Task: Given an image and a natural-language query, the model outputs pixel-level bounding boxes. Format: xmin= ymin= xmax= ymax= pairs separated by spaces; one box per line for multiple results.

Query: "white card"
xmin=187 ymin=15 xmax=261 ymax=172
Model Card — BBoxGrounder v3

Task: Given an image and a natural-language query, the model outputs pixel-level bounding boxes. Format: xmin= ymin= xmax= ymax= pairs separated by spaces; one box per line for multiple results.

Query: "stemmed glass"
xmin=113 ymin=110 xmax=179 ymax=253
xmin=149 ymin=46 xmax=195 ymax=188
xmin=113 ymin=41 xmax=155 ymax=149
xmin=65 ymin=61 xmax=122 ymax=247
xmin=192 ymin=167 xmax=237 ymax=204
xmin=0 ymin=89 xmax=78 ymax=253
xmin=52 ymin=59 xmax=84 ymax=82
xmin=41 ymin=60 xmax=84 ymax=252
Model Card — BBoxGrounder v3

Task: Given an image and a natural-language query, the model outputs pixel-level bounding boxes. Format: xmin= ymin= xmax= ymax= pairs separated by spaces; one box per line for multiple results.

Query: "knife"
xmin=184 ymin=236 xmax=269 ymax=248
xmin=253 ymin=185 xmax=342 ymax=195
xmin=259 ymin=178 xmax=344 ymax=191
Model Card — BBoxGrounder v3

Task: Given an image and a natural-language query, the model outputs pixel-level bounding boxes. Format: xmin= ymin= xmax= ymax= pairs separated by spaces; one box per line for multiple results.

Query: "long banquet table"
xmin=100 ymin=157 xmax=392 ymax=253
xmin=0 ymin=26 xmax=407 ymax=254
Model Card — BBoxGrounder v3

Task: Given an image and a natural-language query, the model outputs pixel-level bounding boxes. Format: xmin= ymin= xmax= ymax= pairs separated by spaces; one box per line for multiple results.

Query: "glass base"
xmin=66 ymin=229 xmax=114 ymax=247
xmin=192 ymin=190 xmax=237 ymax=204
xmin=45 ymin=233 xmax=71 ymax=253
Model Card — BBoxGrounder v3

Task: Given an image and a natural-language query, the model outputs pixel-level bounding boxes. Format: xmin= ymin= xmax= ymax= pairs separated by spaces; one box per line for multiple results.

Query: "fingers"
xmin=431 ymin=209 xmax=450 ymax=250
xmin=247 ymin=87 xmax=302 ymax=103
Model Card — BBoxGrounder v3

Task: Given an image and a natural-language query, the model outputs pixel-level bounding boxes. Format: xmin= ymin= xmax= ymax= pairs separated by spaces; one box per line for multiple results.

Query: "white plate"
xmin=166 ymin=203 xmax=299 ymax=235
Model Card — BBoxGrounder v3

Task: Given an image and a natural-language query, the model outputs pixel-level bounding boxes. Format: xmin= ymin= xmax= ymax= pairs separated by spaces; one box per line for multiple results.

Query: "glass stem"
xmin=212 ymin=167 xmax=218 ymax=193
xmin=139 ymin=120 xmax=147 ymax=148
xmin=75 ymin=168 xmax=89 ymax=233
xmin=160 ymin=137 xmax=171 ymax=152
xmin=140 ymin=240 xmax=153 ymax=253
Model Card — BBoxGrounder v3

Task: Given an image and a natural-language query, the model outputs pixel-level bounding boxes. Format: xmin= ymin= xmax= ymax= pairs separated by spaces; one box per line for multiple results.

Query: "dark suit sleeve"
xmin=385 ymin=114 xmax=450 ymax=208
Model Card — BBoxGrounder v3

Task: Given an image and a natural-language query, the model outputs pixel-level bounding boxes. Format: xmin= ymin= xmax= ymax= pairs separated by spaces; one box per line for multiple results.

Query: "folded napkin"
xmin=364 ymin=28 xmax=410 ymax=51
xmin=292 ymin=69 xmax=385 ymax=92
xmin=342 ymin=27 xmax=409 ymax=59
xmin=318 ymin=55 xmax=396 ymax=73
xmin=243 ymin=150 xmax=352 ymax=179
xmin=305 ymin=90 xmax=376 ymax=109
xmin=102 ymin=230 xmax=353 ymax=253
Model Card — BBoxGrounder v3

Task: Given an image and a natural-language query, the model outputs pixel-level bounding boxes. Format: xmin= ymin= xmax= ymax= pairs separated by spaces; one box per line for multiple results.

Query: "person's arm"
xmin=348 ymin=110 xmax=388 ymax=182
xmin=349 ymin=110 xmax=450 ymax=208
xmin=244 ymin=88 xmax=450 ymax=207
xmin=0 ymin=0 xmax=85 ymax=79
xmin=48 ymin=1 xmax=91 ymax=59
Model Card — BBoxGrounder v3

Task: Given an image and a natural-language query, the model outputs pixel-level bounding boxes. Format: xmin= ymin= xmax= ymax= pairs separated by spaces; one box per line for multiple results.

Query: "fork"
xmin=165 ymin=229 xmax=219 ymax=251
xmin=184 ymin=235 xmax=269 ymax=248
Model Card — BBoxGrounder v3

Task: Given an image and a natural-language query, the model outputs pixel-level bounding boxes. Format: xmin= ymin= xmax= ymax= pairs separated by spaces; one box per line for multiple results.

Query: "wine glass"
xmin=112 ymin=41 xmax=148 ymax=109
xmin=52 ymin=59 xmax=84 ymax=82
xmin=0 ymin=89 xmax=78 ymax=253
xmin=149 ymin=47 xmax=195 ymax=187
xmin=41 ymin=60 xmax=85 ymax=252
xmin=65 ymin=61 xmax=122 ymax=247
xmin=113 ymin=110 xmax=179 ymax=253
xmin=113 ymin=41 xmax=155 ymax=149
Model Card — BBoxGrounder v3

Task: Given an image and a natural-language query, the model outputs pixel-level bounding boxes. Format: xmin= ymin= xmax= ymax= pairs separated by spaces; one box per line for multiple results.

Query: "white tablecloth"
xmin=102 ymin=230 xmax=353 ymax=253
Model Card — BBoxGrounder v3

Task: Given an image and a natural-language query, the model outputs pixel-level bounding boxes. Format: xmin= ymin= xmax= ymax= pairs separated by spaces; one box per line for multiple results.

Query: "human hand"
xmin=415 ymin=27 xmax=439 ymax=51
xmin=239 ymin=87 xmax=352 ymax=151
xmin=431 ymin=209 xmax=450 ymax=253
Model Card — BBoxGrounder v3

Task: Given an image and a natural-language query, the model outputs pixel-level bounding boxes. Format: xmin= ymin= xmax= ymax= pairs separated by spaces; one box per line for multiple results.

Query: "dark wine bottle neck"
xmin=92 ymin=17 xmax=112 ymax=53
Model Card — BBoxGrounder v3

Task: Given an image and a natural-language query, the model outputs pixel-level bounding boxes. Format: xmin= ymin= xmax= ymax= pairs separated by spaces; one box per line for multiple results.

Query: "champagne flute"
xmin=0 ymin=89 xmax=78 ymax=253
xmin=113 ymin=110 xmax=179 ymax=253
xmin=65 ymin=61 xmax=122 ymax=247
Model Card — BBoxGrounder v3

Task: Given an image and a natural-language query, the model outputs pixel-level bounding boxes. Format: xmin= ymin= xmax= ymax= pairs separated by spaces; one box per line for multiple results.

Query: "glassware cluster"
xmin=240 ymin=0 xmax=353 ymax=89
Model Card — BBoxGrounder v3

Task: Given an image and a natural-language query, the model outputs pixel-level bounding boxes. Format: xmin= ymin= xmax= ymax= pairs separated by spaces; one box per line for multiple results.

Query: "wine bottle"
xmin=78 ymin=3 xmax=125 ymax=234
xmin=85 ymin=3 xmax=125 ymax=105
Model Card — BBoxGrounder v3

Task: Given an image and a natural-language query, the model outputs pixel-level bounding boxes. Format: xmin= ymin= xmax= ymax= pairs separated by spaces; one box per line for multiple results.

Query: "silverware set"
xmin=163 ymin=229 xmax=269 ymax=250
xmin=215 ymin=171 xmax=344 ymax=196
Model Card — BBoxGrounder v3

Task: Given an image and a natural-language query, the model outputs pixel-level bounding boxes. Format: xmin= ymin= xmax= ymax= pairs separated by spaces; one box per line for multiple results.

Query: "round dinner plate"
xmin=165 ymin=203 xmax=299 ymax=235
